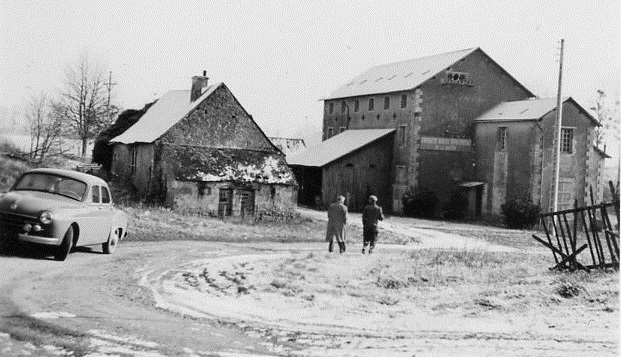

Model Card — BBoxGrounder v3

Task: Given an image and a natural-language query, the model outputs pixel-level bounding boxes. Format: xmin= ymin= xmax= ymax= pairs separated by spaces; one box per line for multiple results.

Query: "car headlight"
xmin=39 ymin=211 xmax=54 ymax=224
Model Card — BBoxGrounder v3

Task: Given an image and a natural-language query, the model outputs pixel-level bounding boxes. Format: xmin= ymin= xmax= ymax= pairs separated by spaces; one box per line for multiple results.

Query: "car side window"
xmin=101 ymin=186 xmax=111 ymax=204
xmin=91 ymin=185 xmax=100 ymax=203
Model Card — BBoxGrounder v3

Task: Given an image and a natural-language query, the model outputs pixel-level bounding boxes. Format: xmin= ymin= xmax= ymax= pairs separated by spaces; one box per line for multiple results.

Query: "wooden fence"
xmin=533 ymin=182 xmax=619 ymax=272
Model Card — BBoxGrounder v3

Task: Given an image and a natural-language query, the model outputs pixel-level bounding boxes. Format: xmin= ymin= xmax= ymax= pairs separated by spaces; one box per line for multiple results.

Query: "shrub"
xmin=402 ymin=186 xmax=438 ymax=218
xmin=500 ymin=198 xmax=541 ymax=229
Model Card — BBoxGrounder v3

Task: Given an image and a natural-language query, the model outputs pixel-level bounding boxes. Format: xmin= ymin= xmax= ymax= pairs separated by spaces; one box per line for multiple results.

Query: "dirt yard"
xmin=144 ymin=208 xmax=619 ymax=356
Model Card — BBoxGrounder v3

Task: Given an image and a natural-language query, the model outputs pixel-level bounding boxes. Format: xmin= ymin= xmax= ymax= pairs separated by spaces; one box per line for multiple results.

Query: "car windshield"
xmin=13 ymin=173 xmax=87 ymax=201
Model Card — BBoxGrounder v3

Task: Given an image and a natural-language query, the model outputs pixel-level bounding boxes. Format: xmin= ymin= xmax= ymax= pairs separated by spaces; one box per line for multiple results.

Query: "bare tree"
xmin=56 ymin=54 xmax=117 ymax=157
xmin=24 ymin=92 xmax=61 ymax=162
xmin=592 ymin=90 xmax=620 ymax=147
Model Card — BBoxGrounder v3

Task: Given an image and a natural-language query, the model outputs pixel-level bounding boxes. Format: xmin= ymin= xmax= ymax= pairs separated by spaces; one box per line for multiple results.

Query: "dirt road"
xmin=0 ymin=242 xmax=291 ymax=356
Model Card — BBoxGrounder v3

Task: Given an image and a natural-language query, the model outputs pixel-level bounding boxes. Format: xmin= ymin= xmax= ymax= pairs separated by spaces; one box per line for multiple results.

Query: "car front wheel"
xmin=102 ymin=228 xmax=119 ymax=254
xmin=55 ymin=227 xmax=74 ymax=261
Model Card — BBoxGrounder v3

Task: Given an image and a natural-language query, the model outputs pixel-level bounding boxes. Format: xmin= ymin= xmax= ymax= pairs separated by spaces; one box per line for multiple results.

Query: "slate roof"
xmin=110 ymin=83 xmax=222 ymax=144
xmin=170 ymin=146 xmax=296 ymax=185
xmin=475 ymin=97 xmax=600 ymax=126
xmin=287 ymin=129 xmax=395 ymax=167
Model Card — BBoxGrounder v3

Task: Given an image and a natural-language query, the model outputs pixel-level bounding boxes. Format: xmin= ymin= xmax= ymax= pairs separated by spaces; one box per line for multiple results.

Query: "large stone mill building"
xmin=289 ymin=48 xmax=608 ymax=216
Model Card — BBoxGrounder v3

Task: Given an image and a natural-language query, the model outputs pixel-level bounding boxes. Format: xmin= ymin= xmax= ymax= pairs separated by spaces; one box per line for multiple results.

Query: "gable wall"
xmin=160 ymin=85 xmax=276 ymax=152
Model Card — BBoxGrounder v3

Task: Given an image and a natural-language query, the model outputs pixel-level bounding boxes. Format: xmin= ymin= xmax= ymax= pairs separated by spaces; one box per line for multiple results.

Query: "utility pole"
xmin=104 ymin=71 xmax=118 ymax=122
xmin=551 ymin=39 xmax=565 ymax=213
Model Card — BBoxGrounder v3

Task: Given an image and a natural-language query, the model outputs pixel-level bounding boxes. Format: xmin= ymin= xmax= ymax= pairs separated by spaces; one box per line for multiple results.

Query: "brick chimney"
xmin=190 ymin=71 xmax=209 ymax=102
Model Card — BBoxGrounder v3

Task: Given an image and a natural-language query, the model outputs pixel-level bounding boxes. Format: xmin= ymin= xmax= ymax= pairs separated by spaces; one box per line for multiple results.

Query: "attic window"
xmin=375 ymin=77 xmax=383 ymax=82
xmin=421 ymin=70 xmax=430 ymax=75
xmin=404 ymin=72 xmax=414 ymax=78
xmin=346 ymin=81 xmax=354 ymax=86
xmin=519 ymin=108 xmax=529 ymax=114
xmin=387 ymin=74 xmax=397 ymax=80
xmin=359 ymin=79 xmax=368 ymax=84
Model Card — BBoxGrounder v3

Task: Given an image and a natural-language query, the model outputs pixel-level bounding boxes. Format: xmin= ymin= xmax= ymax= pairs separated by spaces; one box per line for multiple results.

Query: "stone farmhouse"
xmin=289 ymin=48 xmax=608 ymax=216
xmin=110 ymin=73 xmax=297 ymax=216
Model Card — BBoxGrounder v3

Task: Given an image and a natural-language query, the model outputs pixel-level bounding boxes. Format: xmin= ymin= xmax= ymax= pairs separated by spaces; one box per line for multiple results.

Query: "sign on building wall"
xmin=420 ymin=136 xmax=472 ymax=152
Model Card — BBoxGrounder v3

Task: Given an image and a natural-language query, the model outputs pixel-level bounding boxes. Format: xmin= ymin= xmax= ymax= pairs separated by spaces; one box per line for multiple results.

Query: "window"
xmin=101 ymin=186 xmax=111 ymax=204
xmin=339 ymin=126 xmax=346 ymax=133
xmin=91 ymin=185 xmax=100 ymax=203
xmin=341 ymin=101 xmax=346 ymax=113
xmin=401 ymin=94 xmax=407 ymax=108
xmin=130 ymin=149 xmax=138 ymax=174
xmin=328 ymin=127 xmax=334 ymax=138
xmin=561 ymin=128 xmax=573 ymax=154
xmin=329 ymin=102 xmax=334 ymax=114
xmin=368 ymin=98 xmax=374 ymax=111
xmin=354 ymin=99 xmax=359 ymax=112
xmin=497 ymin=127 xmax=507 ymax=151
xmin=197 ymin=181 xmax=210 ymax=198
xmin=384 ymin=96 xmax=390 ymax=110
xmin=399 ymin=125 xmax=407 ymax=145
xmin=557 ymin=178 xmax=575 ymax=211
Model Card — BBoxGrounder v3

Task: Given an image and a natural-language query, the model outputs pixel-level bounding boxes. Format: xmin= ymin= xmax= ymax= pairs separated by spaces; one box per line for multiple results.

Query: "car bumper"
xmin=17 ymin=233 xmax=61 ymax=246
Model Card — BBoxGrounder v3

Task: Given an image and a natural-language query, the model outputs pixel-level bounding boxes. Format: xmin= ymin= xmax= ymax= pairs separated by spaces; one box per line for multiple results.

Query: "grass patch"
xmin=183 ymin=248 xmax=618 ymax=317
xmin=119 ymin=204 xmax=408 ymax=244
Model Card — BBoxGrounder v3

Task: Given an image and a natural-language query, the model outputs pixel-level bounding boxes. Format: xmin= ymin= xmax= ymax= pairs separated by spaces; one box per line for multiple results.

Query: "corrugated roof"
xmin=475 ymin=97 xmax=601 ymax=126
xmin=110 ymin=83 xmax=222 ymax=144
xmin=287 ymin=129 xmax=394 ymax=167
xmin=323 ymin=48 xmax=478 ymax=100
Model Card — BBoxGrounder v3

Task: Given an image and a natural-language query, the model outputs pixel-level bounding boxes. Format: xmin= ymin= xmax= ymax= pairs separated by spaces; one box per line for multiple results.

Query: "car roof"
xmin=24 ymin=168 xmax=107 ymax=186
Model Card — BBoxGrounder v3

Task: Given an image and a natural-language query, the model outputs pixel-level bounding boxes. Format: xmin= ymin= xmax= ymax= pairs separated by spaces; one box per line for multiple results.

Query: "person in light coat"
xmin=326 ymin=195 xmax=348 ymax=253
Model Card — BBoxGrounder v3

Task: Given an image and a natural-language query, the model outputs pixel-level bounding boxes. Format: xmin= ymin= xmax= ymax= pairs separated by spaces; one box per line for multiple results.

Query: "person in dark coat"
xmin=362 ymin=195 xmax=384 ymax=254
xmin=326 ymin=195 xmax=348 ymax=253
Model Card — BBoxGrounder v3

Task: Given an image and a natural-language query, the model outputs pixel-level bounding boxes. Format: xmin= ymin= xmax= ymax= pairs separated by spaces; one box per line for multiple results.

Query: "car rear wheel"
xmin=55 ymin=227 xmax=74 ymax=261
xmin=102 ymin=228 xmax=119 ymax=254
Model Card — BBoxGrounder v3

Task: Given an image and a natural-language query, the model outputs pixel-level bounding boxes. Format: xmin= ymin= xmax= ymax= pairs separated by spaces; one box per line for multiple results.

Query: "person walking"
xmin=326 ymin=195 xmax=348 ymax=253
xmin=362 ymin=195 xmax=384 ymax=254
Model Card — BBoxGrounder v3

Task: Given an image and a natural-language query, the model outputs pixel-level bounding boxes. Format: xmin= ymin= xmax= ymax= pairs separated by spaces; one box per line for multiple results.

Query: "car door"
xmin=79 ymin=185 xmax=112 ymax=245
xmin=99 ymin=185 xmax=115 ymax=241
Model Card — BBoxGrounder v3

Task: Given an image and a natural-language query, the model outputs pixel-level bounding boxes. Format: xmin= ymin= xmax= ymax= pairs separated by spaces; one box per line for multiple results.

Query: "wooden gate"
xmin=533 ymin=201 xmax=619 ymax=271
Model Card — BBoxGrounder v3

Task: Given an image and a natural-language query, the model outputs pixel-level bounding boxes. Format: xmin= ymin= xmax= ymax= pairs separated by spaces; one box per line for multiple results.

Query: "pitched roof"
xmin=287 ymin=129 xmax=395 ymax=167
xmin=325 ymin=48 xmax=480 ymax=100
xmin=475 ymin=97 xmax=601 ymax=126
xmin=110 ymin=83 xmax=222 ymax=144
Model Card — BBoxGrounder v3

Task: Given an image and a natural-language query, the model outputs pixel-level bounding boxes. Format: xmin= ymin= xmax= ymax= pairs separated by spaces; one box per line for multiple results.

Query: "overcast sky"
xmin=1 ymin=0 xmax=619 ymax=152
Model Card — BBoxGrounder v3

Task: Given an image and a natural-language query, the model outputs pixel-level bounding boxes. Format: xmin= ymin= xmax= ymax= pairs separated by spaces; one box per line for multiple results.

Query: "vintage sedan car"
xmin=0 ymin=168 xmax=128 ymax=261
